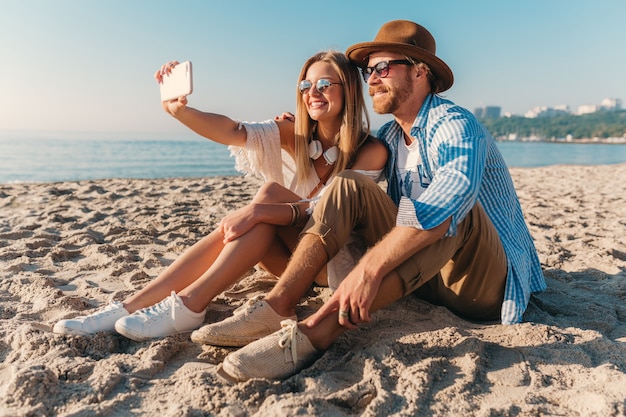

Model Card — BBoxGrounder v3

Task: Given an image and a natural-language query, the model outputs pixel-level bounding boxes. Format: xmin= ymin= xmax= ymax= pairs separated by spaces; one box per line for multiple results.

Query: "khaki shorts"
xmin=303 ymin=170 xmax=507 ymax=321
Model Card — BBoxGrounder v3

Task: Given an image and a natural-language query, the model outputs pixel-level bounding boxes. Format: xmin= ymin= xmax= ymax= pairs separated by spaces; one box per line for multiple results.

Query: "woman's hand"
xmin=155 ymin=61 xmax=188 ymax=117
xmin=154 ymin=61 xmax=181 ymax=83
xmin=218 ymin=204 xmax=260 ymax=243
xmin=161 ymin=95 xmax=188 ymax=117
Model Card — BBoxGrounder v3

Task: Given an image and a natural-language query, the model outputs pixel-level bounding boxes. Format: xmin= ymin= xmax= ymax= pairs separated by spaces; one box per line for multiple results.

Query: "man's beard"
xmin=369 ymin=74 xmax=412 ymax=114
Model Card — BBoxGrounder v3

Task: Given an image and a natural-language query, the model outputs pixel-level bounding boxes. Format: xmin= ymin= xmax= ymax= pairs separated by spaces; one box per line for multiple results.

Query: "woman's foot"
xmin=114 ymin=291 xmax=206 ymax=341
xmin=53 ymin=301 xmax=129 ymax=336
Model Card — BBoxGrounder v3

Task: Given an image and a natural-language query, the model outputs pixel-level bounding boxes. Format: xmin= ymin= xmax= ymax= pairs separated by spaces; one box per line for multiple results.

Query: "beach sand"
xmin=1 ymin=164 xmax=625 ymax=417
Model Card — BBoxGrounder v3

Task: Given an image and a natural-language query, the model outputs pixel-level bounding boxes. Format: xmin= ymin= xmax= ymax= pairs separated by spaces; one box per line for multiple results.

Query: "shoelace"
xmin=277 ymin=319 xmax=299 ymax=369
xmin=80 ymin=301 xmax=120 ymax=319
xmin=232 ymin=295 xmax=263 ymax=316
xmin=136 ymin=291 xmax=179 ymax=322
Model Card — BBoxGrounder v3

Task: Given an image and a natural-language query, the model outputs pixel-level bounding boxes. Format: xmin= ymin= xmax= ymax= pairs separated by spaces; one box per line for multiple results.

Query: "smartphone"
xmin=159 ymin=61 xmax=193 ymax=101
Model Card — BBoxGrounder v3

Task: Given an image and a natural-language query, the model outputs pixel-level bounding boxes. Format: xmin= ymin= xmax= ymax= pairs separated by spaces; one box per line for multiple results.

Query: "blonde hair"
xmin=293 ymin=51 xmax=370 ymax=187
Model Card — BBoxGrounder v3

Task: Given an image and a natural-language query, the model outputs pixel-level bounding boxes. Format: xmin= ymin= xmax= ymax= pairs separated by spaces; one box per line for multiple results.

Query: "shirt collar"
xmin=410 ymin=93 xmax=434 ymax=138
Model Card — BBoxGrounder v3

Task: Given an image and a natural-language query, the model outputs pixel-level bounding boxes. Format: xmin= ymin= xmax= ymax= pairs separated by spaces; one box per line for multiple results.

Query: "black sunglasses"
xmin=298 ymin=78 xmax=342 ymax=94
xmin=362 ymin=60 xmax=414 ymax=82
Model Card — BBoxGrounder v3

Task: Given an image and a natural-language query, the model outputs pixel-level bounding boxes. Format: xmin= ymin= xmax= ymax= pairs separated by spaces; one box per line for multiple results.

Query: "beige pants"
xmin=303 ymin=170 xmax=507 ymax=321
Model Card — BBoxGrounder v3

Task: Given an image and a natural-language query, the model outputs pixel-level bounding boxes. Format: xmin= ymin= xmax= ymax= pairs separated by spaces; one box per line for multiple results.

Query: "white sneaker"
xmin=114 ymin=291 xmax=205 ymax=342
xmin=190 ymin=296 xmax=296 ymax=347
xmin=53 ymin=301 xmax=129 ymax=336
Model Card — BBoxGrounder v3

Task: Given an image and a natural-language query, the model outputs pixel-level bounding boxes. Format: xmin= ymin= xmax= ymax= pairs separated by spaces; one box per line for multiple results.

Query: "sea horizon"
xmin=1 ymin=131 xmax=626 ymax=184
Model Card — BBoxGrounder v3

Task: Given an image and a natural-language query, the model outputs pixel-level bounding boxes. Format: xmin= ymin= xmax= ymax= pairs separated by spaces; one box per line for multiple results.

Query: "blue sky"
xmin=1 ymin=0 xmax=624 ymax=135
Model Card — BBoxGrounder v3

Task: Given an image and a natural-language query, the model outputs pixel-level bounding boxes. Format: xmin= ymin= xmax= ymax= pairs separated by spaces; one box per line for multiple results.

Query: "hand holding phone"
xmin=159 ymin=61 xmax=193 ymax=101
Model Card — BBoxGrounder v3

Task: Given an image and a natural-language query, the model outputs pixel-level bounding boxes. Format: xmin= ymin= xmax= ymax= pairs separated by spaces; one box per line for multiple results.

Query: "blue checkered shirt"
xmin=380 ymin=94 xmax=546 ymax=324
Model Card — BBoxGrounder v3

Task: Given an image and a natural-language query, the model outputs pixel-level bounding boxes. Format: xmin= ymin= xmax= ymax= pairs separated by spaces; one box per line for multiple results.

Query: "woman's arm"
xmin=167 ymin=103 xmax=248 ymax=147
xmin=156 ymin=61 xmax=247 ymax=147
xmin=274 ymin=118 xmax=296 ymax=156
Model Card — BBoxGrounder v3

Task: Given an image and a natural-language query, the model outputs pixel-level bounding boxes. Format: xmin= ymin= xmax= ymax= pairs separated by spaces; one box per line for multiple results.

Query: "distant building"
xmin=525 ymin=105 xmax=570 ymax=118
xmin=577 ymin=98 xmax=622 ymax=115
xmin=484 ymin=106 xmax=501 ymax=118
xmin=577 ymin=104 xmax=598 ymax=115
xmin=601 ymin=98 xmax=622 ymax=110
xmin=554 ymin=104 xmax=570 ymax=113
xmin=474 ymin=105 xmax=501 ymax=119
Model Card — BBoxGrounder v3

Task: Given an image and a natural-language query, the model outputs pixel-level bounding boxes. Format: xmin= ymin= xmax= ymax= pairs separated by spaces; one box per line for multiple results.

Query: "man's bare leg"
xmin=301 ymin=271 xmax=405 ymax=350
xmin=263 ymin=234 xmax=329 ymax=317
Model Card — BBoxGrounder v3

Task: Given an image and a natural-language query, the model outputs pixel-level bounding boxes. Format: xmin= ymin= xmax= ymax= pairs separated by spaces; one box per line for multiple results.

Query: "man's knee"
xmin=335 ymin=169 xmax=379 ymax=187
xmin=324 ymin=170 xmax=384 ymax=204
xmin=336 ymin=170 xmax=362 ymax=180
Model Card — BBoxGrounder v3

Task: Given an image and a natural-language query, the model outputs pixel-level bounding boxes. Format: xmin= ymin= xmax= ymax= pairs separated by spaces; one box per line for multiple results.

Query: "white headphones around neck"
xmin=309 ymin=140 xmax=338 ymax=165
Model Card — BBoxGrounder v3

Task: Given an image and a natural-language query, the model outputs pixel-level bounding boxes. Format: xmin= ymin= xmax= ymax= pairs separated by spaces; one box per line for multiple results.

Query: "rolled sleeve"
xmin=402 ymin=115 xmax=487 ymax=236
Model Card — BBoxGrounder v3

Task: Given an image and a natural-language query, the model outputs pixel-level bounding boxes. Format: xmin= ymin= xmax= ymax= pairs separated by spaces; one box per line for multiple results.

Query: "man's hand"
xmin=274 ymin=112 xmax=295 ymax=122
xmin=306 ymin=262 xmax=382 ymax=330
xmin=306 ymin=221 xmax=451 ymax=330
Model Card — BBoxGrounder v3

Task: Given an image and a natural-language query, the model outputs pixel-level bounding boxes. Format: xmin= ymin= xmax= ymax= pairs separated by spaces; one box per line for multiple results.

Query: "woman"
xmin=53 ymin=51 xmax=387 ymax=341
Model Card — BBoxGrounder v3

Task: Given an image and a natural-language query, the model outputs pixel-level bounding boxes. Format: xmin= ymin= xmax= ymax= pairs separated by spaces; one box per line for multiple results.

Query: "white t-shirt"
xmin=396 ymin=137 xmax=430 ymax=200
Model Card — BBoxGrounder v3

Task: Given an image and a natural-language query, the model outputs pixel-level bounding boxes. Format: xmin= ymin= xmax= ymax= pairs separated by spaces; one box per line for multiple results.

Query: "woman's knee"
xmin=254 ymin=182 xmax=289 ymax=203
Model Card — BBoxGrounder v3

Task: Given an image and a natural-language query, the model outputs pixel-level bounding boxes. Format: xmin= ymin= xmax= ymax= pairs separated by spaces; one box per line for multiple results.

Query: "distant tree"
xmin=480 ymin=110 xmax=626 ymax=140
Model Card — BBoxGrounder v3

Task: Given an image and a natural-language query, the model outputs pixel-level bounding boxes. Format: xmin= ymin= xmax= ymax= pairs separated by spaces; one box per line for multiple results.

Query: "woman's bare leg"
xmin=121 ymin=182 xmax=312 ymax=314
xmin=176 ymin=222 xmax=284 ymax=312
xmin=177 ymin=182 xmax=316 ymax=312
xmin=121 ymin=229 xmax=226 ymax=313
xmin=257 ymin=234 xmax=293 ymax=278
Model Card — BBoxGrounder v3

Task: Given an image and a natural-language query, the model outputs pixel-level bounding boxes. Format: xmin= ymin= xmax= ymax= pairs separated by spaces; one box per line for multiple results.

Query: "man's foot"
xmin=53 ymin=301 xmax=129 ymax=336
xmin=114 ymin=291 xmax=205 ymax=342
xmin=218 ymin=319 xmax=320 ymax=381
xmin=191 ymin=296 xmax=295 ymax=347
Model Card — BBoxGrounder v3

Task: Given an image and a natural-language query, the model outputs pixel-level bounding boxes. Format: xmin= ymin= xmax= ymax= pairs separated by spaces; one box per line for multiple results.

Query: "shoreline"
xmin=1 ymin=164 xmax=625 ymax=416
xmin=3 ymin=157 xmax=626 ymax=187
xmin=496 ymin=138 xmax=626 ymax=144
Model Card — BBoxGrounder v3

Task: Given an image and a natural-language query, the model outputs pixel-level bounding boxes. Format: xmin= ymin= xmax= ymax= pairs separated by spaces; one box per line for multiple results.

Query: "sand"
xmin=1 ymin=164 xmax=625 ymax=417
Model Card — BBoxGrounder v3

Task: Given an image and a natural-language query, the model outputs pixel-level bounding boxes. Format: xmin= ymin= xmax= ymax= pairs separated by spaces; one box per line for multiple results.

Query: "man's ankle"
xmin=298 ymin=322 xmax=332 ymax=351
xmin=265 ymin=297 xmax=296 ymax=318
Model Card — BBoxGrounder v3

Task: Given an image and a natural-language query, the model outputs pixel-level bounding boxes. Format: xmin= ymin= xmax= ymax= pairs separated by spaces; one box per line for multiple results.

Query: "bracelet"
xmin=287 ymin=203 xmax=300 ymax=227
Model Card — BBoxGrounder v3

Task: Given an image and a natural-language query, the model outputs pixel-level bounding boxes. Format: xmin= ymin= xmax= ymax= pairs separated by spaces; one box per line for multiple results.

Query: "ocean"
xmin=1 ymin=133 xmax=625 ymax=184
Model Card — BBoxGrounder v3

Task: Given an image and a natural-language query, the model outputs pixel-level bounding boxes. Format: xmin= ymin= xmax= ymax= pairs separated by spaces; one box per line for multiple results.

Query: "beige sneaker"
xmin=190 ymin=296 xmax=295 ymax=347
xmin=218 ymin=319 xmax=319 ymax=381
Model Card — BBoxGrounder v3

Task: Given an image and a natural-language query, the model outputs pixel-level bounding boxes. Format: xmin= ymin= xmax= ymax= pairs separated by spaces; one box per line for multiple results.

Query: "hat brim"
xmin=346 ymin=41 xmax=454 ymax=92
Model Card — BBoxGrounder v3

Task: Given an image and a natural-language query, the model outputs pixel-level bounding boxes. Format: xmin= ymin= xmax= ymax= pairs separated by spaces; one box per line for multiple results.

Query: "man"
xmin=202 ymin=20 xmax=546 ymax=381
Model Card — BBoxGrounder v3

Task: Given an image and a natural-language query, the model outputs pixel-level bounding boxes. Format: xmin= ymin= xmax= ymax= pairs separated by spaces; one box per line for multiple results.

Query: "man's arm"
xmin=307 ymin=217 xmax=451 ymax=329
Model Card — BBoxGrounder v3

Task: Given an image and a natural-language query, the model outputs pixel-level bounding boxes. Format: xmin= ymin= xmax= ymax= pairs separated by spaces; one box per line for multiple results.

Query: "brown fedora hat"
xmin=346 ymin=20 xmax=454 ymax=92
